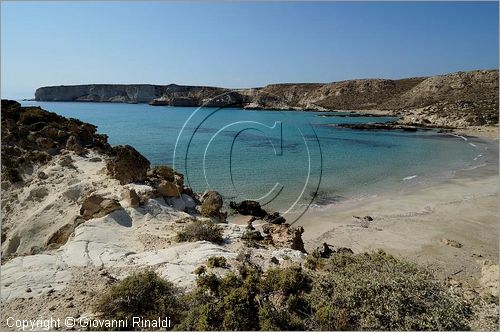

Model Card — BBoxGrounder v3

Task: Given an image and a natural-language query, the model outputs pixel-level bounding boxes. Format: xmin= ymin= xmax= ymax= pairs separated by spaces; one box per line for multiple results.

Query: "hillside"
xmin=34 ymin=69 xmax=499 ymax=127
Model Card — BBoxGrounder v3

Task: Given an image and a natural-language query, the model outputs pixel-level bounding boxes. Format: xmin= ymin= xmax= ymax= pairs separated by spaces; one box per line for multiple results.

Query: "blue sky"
xmin=1 ymin=1 xmax=498 ymax=99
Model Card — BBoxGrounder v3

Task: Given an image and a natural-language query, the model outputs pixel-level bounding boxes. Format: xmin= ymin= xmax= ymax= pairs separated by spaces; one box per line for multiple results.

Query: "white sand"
xmin=297 ymin=174 xmax=498 ymax=285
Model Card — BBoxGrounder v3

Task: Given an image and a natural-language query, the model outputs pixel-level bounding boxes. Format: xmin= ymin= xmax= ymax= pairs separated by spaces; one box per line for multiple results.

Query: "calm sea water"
xmin=21 ymin=101 xmax=487 ymax=216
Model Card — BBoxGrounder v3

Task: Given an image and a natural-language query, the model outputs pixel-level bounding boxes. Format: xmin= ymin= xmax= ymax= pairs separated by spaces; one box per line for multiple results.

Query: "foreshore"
xmin=297 ymin=134 xmax=498 ymax=290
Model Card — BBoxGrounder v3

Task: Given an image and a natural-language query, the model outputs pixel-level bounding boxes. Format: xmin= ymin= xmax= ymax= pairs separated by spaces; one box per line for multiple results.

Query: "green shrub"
xmin=19 ymin=107 xmax=47 ymax=125
xmin=95 ymin=270 xmax=184 ymax=330
xmin=178 ymin=266 xmax=261 ymax=331
xmin=26 ymin=151 xmax=50 ymax=164
xmin=258 ymin=266 xmax=313 ymax=330
xmin=207 ymin=256 xmax=227 ymax=268
xmin=308 ymin=251 xmax=472 ymax=330
xmin=4 ymin=167 xmax=23 ymax=183
xmin=241 ymin=230 xmax=265 ymax=248
xmin=96 ymin=253 xmax=473 ymax=331
xmin=193 ymin=265 xmax=206 ymax=275
xmin=175 ymin=219 xmax=223 ymax=244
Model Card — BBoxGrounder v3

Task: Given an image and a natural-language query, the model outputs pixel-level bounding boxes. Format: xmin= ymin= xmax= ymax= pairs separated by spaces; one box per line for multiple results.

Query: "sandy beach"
xmin=298 ymin=155 xmax=498 ymax=290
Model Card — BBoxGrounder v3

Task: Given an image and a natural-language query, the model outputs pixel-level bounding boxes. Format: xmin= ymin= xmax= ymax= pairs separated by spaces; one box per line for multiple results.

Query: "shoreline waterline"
xmin=20 ymin=100 xmax=496 ymax=219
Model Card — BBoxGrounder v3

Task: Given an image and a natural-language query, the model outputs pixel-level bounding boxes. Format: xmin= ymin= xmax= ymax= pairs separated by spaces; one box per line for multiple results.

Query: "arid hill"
xmin=34 ymin=69 xmax=499 ymax=127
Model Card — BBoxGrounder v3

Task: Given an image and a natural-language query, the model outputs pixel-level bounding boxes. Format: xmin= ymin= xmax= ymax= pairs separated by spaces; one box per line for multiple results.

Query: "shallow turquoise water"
xmin=21 ymin=101 xmax=485 ymax=217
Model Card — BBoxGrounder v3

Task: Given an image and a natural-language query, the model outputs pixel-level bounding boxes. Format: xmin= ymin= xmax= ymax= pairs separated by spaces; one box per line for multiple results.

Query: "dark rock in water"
xmin=316 ymin=113 xmax=388 ymax=118
xmin=334 ymin=123 xmax=419 ymax=132
xmin=263 ymin=211 xmax=286 ymax=224
xmin=229 ymin=200 xmax=267 ymax=218
xmin=313 ymin=194 xmax=343 ymax=206
xmin=106 ymin=145 xmax=150 ymax=185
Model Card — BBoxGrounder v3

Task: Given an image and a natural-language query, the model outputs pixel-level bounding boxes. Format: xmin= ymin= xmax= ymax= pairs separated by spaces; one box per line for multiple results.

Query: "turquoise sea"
xmin=20 ymin=101 xmax=491 ymax=219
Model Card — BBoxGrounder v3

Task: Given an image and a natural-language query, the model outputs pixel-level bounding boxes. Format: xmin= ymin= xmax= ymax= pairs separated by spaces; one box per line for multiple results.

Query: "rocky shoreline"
xmin=0 ymin=100 xmax=308 ymax=298
xmin=1 ymin=100 xmax=498 ymax=330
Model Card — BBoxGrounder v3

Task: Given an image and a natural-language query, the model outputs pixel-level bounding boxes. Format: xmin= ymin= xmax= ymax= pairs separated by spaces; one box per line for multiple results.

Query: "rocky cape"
xmin=35 ymin=69 xmax=499 ymax=128
xmin=0 ymin=100 xmax=308 ymax=311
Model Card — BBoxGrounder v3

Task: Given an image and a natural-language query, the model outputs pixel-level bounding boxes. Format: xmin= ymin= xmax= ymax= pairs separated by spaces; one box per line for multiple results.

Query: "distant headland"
xmin=35 ymin=69 xmax=499 ymax=128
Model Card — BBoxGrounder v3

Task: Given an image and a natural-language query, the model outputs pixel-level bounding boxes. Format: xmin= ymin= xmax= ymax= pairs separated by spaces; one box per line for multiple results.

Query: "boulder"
xmin=36 ymin=137 xmax=55 ymax=150
xmin=65 ymin=135 xmax=85 ymax=155
xmin=80 ymin=195 xmax=122 ymax=220
xmin=262 ymin=223 xmax=306 ymax=253
xmin=200 ymin=191 xmax=223 ymax=218
xmin=45 ymin=216 xmax=85 ymax=250
xmin=313 ymin=243 xmax=353 ymax=258
xmin=229 ymin=200 xmax=267 ymax=218
xmin=247 ymin=217 xmax=256 ymax=230
xmin=157 ymin=180 xmax=181 ymax=197
xmin=166 ymin=197 xmax=186 ymax=211
xmin=106 ymin=145 xmax=150 ymax=184
xmin=182 ymin=194 xmax=197 ymax=209
xmin=149 ymin=165 xmax=175 ymax=182
xmin=121 ymin=188 xmax=140 ymax=208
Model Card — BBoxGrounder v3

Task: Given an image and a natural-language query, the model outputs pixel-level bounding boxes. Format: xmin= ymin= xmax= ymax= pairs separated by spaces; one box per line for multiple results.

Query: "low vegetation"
xmin=207 ymin=256 xmax=227 ymax=268
xmin=96 ymin=251 xmax=472 ymax=330
xmin=95 ymin=270 xmax=184 ymax=330
xmin=175 ymin=219 xmax=224 ymax=244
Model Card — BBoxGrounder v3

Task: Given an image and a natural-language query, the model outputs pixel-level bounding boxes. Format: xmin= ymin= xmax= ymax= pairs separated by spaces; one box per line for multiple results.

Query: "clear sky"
xmin=1 ymin=1 xmax=498 ymax=99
